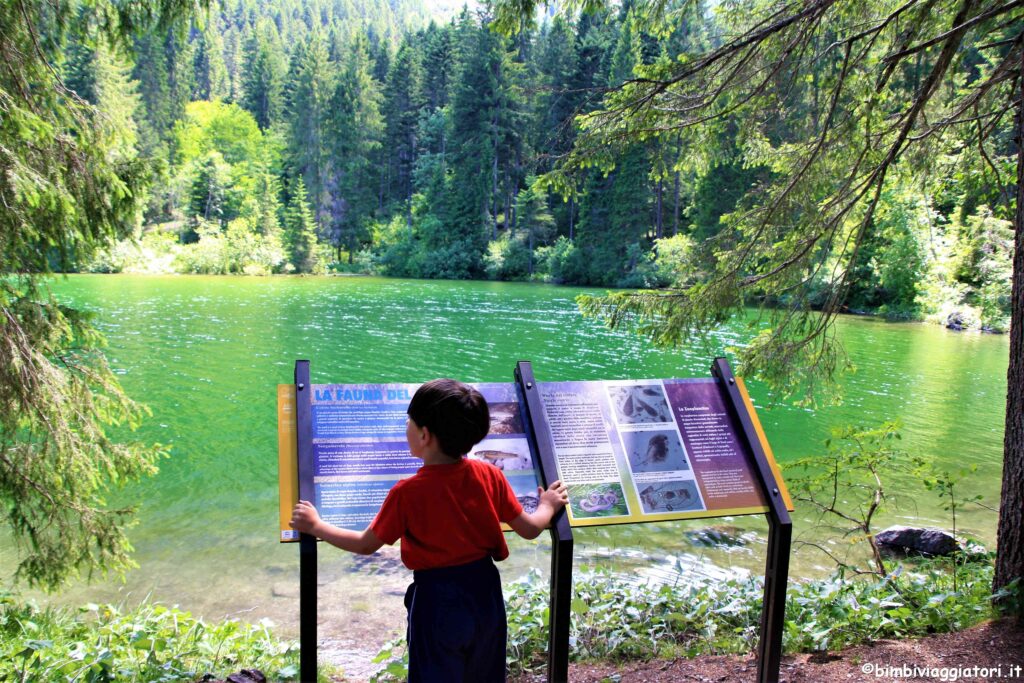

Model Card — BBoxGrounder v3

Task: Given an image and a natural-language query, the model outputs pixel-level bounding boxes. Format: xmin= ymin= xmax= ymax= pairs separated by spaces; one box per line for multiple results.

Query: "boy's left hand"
xmin=538 ymin=480 xmax=569 ymax=510
xmin=290 ymin=500 xmax=322 ymax=535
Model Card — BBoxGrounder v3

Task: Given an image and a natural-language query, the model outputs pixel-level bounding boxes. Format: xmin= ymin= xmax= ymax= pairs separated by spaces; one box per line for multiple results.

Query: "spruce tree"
xmin=1 ymin=0 xmax=190 ymax=590
xmin=381 ymin=39 xmax=424 ymax=214
xmin=283 ymin=178 xmax=320 ymax=274
xmin=283 ymin=30 xmax=332 ymax=229
xmin=515 ymin=178 xmax=556 ymax=276
xmin=324 ymin=33 xmax=384 ymax=262
xmin=192 ymin=22 xmax=230 ymax=101
xmin=239 ymin=20 xmax=285 ymax=130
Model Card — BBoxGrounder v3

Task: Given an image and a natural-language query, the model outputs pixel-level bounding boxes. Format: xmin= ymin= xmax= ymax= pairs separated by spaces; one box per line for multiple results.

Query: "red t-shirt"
xmin=370 ymin=458 xmax=524 ymax=571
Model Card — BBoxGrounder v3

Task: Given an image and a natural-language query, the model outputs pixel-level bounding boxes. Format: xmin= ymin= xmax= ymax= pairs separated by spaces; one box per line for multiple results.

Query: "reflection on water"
xmin=2 ymin=275 xmax=1008 ymax=652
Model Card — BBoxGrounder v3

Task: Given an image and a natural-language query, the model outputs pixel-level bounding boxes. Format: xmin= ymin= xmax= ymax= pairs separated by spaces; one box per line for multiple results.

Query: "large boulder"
xmin=875 ymin=525 xmax=959 ymax=556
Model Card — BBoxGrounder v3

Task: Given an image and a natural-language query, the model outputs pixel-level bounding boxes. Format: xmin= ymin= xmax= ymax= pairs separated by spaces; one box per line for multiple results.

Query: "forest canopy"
xmin=54 ymin=0 xmax=1012 ymax=349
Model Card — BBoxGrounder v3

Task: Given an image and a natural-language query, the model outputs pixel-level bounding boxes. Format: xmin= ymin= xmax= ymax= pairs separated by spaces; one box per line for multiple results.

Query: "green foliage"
xmin=282 ymin=179 xmax=321 ymax=274
xmin=484 ymin=234 xmax=532 ymax=280
xmin=914 ymin=204 xmax=1014 ymax=332
xmin=0 ymin=0 xmax=199 ymax=589
xmin=786 ymin=422 xmax=919 ymax=576
xmin=174 ymin=220 xmax=285 ymax=275
xmin=651 ymin=234 xmax=696 ymax=288
xmin=949 ymin=206 xmax=1014 ymax=331
xmin=87 ymin=230 xmax=181 ymax=274
xmin=174 ymin=100 xmax=266 ymax=169
xmin=535 ymin=236 xmax=587 ymax=284
xmin=373 ymin=214 xmax=427 ymax=278
xmin=0 ymin=597 xmax=306 ymax=682
xmin=239 ymin=20 xmax=285 ymax=130
xmin=540 ymin=0 xmax=1021 ymax=405
xmin=372 ymin=560 xmax=1017 ymax=679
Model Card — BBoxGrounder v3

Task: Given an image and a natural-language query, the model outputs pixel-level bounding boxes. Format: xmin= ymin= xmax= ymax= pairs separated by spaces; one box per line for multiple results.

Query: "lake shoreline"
xmin=52 ymin=270 xmax=1009 ymax=335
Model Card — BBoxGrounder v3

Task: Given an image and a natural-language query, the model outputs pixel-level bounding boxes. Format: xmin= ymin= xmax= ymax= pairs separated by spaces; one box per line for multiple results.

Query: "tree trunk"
xmin=528 ymin=228 xmax=534 ymax=277
xmin=655 ymin=178 xmax=663 ymax=240
xmin=994 ymin=51 xmax=1024 ymax=618
xmin=673 ymin=169 xmax=681 ymax=236
xmin=569 ymin=195 xmax=575 ymax=241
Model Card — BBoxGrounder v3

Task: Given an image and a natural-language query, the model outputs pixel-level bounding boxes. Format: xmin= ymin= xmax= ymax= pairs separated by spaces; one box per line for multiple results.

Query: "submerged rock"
xmin=201 ymin=669 xmax=266 ymax=683
xmin=875 ymin=525 xmax=960 ymax=556
xmin=945 ymin=312 xmax=968 ymax=331
xmin=685 ymin=525 xmax=748 ymax=548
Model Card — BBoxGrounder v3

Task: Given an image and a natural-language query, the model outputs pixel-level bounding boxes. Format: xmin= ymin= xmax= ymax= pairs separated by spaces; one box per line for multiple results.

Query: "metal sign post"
xmin=515 ymin=361 xmax=573 ymax=683
xmin=712 ymin=357 xmax=792 ymax=683
xmin=294 ymin=360 xmax=318 ymax=683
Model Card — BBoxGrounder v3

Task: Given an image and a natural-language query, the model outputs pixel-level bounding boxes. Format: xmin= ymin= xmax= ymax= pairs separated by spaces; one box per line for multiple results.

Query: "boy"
xmin=290 ymin=379 xmax=569 ymax=682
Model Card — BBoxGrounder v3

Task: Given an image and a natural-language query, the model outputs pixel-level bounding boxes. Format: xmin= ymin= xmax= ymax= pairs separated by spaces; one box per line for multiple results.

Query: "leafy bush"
xmin=919 ymin=205 xmax=1012 ymax=331
xmin=373 ymin=214 xmax=425 ymax=278
xmin=651 ymin=234 xmax=696 ymax=287
xmin=87 ymin=231 xmax=181 ymax=274
xmin=483 ymin=234 xmax=531 ymax=280
xmin=371 ymin=560 xmax=1016 ymax=679
xmin=173 ymin=220 xmax=286 ymax=275
xmin=174 ymin=222 xmax=230 ymax=274
xmin=535 ymin=236 xmax=586 ymax=284
xmin=0 ymin=597 xmax=308 ymax=682
xmin=419 ymin=240 xmax=481 ymax=280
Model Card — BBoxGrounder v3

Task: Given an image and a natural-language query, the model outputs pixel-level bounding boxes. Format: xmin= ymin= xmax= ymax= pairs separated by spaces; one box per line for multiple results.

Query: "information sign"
xmin=280 ymin=360 xmax=793 ymax=683
xmin=277 ymin=377 xmax=791 ymax=540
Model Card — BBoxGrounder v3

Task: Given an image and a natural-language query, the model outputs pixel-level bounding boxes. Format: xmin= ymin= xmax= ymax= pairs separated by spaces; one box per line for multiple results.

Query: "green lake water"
xmin=0 ymin=274 xmax=1009 ymax=661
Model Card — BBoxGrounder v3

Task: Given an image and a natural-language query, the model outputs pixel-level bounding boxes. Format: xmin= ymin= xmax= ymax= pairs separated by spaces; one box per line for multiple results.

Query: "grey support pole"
xmin=294 ymin=360 xmax=318 ymax=683
xmin=711 ymin=358 xmax=791 ymax=683
xmin=514 ymin=361 xmax=573 ymax=683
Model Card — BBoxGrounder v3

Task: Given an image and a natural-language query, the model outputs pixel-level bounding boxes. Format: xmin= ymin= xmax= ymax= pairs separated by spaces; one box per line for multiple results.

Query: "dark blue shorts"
xmin=404 ymin=556 xmax=506 ymax=683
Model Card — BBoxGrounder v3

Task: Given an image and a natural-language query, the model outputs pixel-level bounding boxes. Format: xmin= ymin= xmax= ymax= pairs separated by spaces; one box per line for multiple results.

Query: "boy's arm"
xmin=290 ymin=500 xmax=385 ymax=555
xmin=508 ymin=480 xmax=569 ymax=540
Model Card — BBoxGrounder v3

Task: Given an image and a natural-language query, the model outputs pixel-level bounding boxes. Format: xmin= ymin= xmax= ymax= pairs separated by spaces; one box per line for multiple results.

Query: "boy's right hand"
xmin=538 ymin=480 xmax=569 ymax=511
xmin=290 ymin=500 xmax=322 ymax=535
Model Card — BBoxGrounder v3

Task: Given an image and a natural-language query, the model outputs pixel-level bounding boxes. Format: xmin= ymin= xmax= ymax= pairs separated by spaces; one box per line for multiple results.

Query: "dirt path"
xmin=510 ymin=618 xmax=1024 ymax=682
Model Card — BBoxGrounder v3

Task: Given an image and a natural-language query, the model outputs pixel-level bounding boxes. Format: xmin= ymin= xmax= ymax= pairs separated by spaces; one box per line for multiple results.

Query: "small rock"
xmin=875 ymin=525 xmax=960 ymax=556
xmin=271 ymin=582 xmax=298 ymax=598
xmin=226 ymin=671 xmax=266 ymax=683
xmin=203 ymin=670 xmax=266 ymax=683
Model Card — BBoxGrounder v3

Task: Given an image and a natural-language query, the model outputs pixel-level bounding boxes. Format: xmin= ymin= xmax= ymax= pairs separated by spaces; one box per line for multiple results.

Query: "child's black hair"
xmin=407 ymin=379 xmax=490 ymax=459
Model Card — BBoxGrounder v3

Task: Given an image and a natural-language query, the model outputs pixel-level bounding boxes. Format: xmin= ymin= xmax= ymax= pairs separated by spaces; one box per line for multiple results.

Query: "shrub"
xmin=87 ymin=230 xmax=181 ymax=274
xmin=535 ymin=236 xmax=586 ymax=284
xmin=484 ymin=234 xmax=530 ymax=280
xmin=0 ymin=597 xmax=311 ymax=682
xmin=174 ymin=221 xmax=229 ymax=274
xmin=371 ymin=560 xmax=1017 ymax=679
xmin=652 ymin=234 xmax=696 ymax=287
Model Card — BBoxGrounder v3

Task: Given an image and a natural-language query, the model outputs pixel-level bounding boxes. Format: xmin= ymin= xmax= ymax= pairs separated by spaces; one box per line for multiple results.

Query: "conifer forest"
xmin=61 ymin=0 xmax=1014 ymax=334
